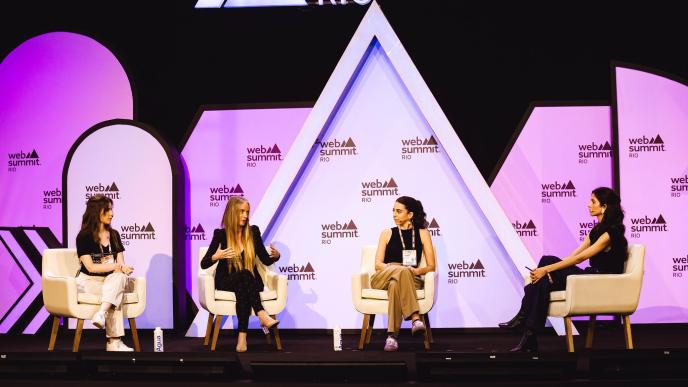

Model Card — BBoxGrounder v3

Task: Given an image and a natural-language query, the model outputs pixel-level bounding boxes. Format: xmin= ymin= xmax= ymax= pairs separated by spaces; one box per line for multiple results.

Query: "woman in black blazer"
xmin=201 ymin=196 xmax=281 ymax=352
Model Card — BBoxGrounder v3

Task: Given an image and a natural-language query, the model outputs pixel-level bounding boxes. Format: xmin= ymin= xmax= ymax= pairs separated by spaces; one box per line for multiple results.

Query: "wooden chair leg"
xmin=358 ymin=314 xmax=370 ymax=350
xmin=420 ymin=314 xmax=430 ymax=350
xmin=48 ymin=316 xmax=60 ymax=351
xmin=623 ymin=315 xmax=634 ymax=349
xmin=210 ymin=315 xmax=222 ymax=351
xmin=203 ymin=313 xmax=214 ymax=346
xmin=365 ymin=314 xmax=375 ymax=344
xmin=73 ymin=318 xmax=84 ymax=353
xmin=564 ymin=317 xmax=574 ymax=353
xmin=271 ymin=315 xmax=282 ymax=351
xmin=425 ymin=313 xmax=434 ymax=344
xmin=265 ymin=315 xmax=273 ymax=345
xmin=128 ymin=318 xmax=141 ymax=352
xmin=585 ymin=315 xmax=596 ymax=349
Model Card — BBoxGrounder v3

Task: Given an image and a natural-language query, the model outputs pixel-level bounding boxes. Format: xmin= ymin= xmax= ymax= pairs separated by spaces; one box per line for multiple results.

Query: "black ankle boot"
xmin=498 ymin=313 xmax=526 ymax=330
xmin=509 ymin=329 xmax=538 ymax=353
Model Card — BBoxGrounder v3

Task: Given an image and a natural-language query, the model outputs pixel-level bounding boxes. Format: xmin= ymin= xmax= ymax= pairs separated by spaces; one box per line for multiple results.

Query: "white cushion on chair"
xmin=77 ymin=292 xmax=139 ymax=305
xmin=549 ymin=291 xmax=566 ymax=302
xmin=362 ymin=288 xmax=425 ymax=300
xmin=214 ymin=289 xmax=278 ymax=302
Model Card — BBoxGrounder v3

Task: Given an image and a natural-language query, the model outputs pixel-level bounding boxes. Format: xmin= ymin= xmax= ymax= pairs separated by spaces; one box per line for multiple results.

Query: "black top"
xmin=383 ymin=227 xmax=423 ymax=268
xmin=588 ymin=223 xmax=628 ymax=274
xmin=201 ymin=225 xmax=277 ymax=290
xmin=76 ymin=229 xmax=125 ymax=277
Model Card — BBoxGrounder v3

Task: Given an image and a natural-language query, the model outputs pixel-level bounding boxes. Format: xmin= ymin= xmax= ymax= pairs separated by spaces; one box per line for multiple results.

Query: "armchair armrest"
xmin=42 ymin=275 xmax=78 ymax=317
xmin=265 ymin=270 xmax=284 ymax=290
xmin=131 ymin=276 xmax=146 ymax=308
xmin=198 ymin=271 xmax=216 ymax=310
xmin=351 ymin=271 xmax=371 ymax=305
xmin=265 ymin=270 xmax=287 ymax=296
xmin=565 ymin=273 xmax=641 ymax=315
xmin=422 ymin=271 xmax=437 ymax=301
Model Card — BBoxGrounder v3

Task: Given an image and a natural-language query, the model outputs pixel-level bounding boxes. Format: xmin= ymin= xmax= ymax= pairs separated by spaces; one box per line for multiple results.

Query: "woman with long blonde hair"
xmin=200 ymin=196 xmax=281 ymax=352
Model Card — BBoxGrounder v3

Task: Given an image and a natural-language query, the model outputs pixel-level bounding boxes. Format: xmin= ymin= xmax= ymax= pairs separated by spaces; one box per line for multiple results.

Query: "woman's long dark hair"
xmin=591 ymin=187 xmax=627 ymax=254
xmin=396 ymin=196 xmax=428 ymax=229
xmin=78 ymin=194 xmax=119 ymax=250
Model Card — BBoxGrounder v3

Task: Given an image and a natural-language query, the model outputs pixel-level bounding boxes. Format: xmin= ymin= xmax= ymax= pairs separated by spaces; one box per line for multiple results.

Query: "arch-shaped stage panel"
xmin=64 ymin=120 xmax=183 ymax=329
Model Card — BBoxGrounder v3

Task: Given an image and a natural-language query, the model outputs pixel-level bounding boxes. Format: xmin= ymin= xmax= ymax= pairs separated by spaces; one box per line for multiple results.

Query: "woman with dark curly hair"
xmin=371 ymin=196 xmax=436 ymax=351
xmin=499 ymin=187 xmax=629 ymax=353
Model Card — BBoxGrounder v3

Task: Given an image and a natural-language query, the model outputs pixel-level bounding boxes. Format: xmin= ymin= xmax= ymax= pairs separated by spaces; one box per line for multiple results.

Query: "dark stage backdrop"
xmin=1 ymin=0 xmax=686 ymax=178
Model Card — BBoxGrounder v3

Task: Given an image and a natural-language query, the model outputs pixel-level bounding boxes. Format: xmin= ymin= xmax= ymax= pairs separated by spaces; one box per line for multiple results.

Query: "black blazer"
xmin=201 ymin=225 xmax=277 ymax=290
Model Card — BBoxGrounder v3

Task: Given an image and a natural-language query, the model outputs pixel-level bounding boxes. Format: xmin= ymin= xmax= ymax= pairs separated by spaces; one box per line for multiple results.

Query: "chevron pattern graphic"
xmin=0 ymin=227 xmax=61 ymax=334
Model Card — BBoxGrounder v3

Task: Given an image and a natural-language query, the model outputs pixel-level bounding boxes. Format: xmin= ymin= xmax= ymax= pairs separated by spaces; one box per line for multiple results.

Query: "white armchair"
xmin=198 ymin=247 xmax=287 ymax=351
xmin=41 ymin=248 xmax=146 ymax=352
xmin=352 ymin=245 xmax=437 ymax=350
xmin=548 ymin=244 xmax=645 ymax=352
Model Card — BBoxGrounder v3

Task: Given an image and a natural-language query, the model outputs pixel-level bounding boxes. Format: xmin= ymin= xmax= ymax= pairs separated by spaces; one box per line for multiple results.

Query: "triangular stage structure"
xmin=252 ymin=1 xmax=555 ymax=331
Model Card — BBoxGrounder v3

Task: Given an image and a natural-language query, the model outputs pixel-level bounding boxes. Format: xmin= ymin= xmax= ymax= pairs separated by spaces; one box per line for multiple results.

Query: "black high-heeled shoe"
xmin=498 ymin=313 xmax=526 ymax=330
xmin=509 ymin=329 xmax=538 ymax=353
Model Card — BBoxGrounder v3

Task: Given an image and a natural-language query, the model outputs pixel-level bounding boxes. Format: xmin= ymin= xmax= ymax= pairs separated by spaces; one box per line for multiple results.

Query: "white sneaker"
xmin=92 ymin=310 xmax=106 ymax=329
xmin=106 ymin=339 xmax=134 ymax=352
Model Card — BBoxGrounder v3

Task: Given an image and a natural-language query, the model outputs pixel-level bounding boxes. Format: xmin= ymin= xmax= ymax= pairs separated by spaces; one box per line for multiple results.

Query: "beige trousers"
xmin=76 ymin=272 xmax=133 ymax=338
xmin=370 ymin=265 xmax=423 ymax=334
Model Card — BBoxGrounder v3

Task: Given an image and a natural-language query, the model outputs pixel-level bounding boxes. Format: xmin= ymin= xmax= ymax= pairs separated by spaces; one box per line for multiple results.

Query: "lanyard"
xmin=397 ymin=226 xmax=415 ymax=250
xmin=98 ymin=243 xmax=113 ymax=260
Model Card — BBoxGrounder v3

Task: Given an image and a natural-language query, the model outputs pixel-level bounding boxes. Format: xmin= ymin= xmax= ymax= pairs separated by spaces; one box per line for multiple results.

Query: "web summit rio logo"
xmin=120 ymin=222 xmax=156 ymax=244
xmin=85 ymin=182 xmax=120 ymax=200
xmin=401 ymin=135 xmax=439 ymax=159
xmin=209 ymin=184 xmax=244 ymax=207
xmin=672 ymin=253 xmax=687 ymax=279
xmin=42 ymin=187 xmax=62 ymax=210
xmin=447 ymin=259 xmax=486 ymax=284
xmin=541 ymin=180 xmax=576 ymax=203
xmin=185 ymin=223 xmax=207 ymax=241
xmin=670 ymin=174 xmax=688 ymax=198
xmin=628 ymin=134 xmax=665 ymax=157
xmin=7 ymin=149 xmax=40 ymax=172
xmin=579 ymin=220 xmax=598 ymax=242
xmin=321 ymin=220 xmax=359 ymax=244
xmin=316 ymin=137 xmax=357 ymax=162
xmin=361 ymin=177 xmax=398 ymax=202
xmin=427 ymin=218 xmax=441 ymax=237
xmin=246 ymin=143 xmax=282 ymax=167
xmin=278 ymin=262 xmax=316 ymax=281
xmin=512 ymin=219 xmax=537 ymax=237
xmin=630 ymin=214 xmax=667 ymax=238
xmin=578 ymin=141 xmax=612 ymax=163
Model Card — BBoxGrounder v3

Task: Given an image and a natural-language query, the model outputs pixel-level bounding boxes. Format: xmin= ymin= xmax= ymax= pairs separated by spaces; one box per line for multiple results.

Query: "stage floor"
xmin=1 ymin=323 xmax=688 ymax=385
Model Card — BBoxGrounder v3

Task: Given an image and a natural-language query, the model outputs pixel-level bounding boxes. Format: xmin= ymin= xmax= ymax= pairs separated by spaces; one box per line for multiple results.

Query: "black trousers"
xmin=217 ymin=269 xmax=265 ymax=332
xmin=519 ymin=256 xmax=587 ymax=331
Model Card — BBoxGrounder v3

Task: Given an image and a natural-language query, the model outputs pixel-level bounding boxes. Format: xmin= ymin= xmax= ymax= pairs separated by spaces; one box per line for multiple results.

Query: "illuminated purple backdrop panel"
xmin=262 ymin=41 xmax=524 ymax=329
xmin=616 ymin=66 xmax=688 ymax=323
xmin=0 ymin=32 xmax=133 ymax=330
xmin=181 ymin=107 xmax=311 ymax=335
xmin=491 ymin=106 xmax=613 ymax=267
